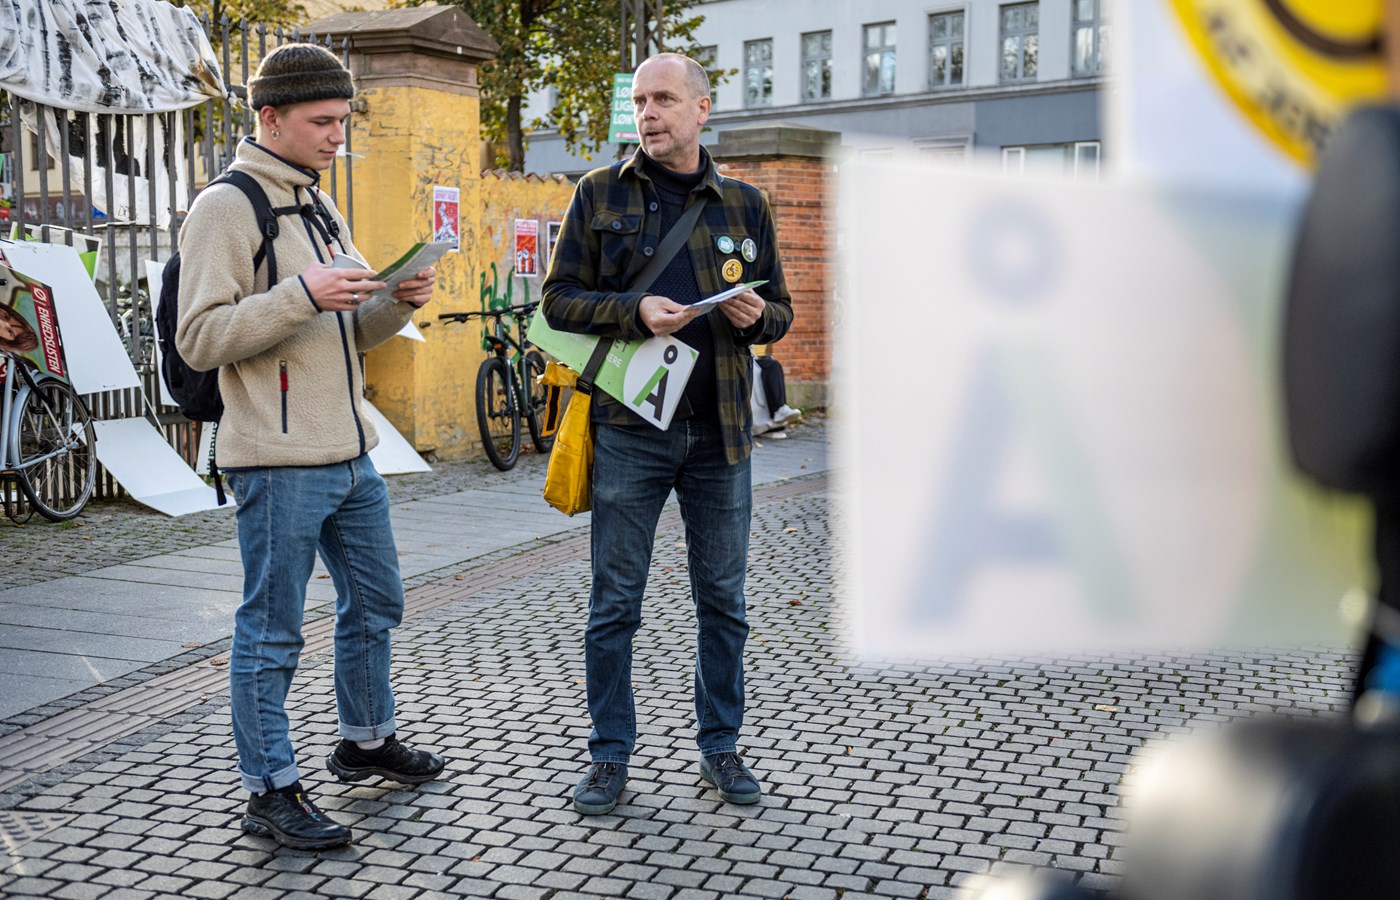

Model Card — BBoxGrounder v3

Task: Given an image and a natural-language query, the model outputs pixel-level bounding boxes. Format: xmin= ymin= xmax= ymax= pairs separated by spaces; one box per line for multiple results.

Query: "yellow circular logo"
xmin=722 ymin=258 xmax=743 ymax=284
xmin=1169 ymin=0 xmax=1386 ymax=166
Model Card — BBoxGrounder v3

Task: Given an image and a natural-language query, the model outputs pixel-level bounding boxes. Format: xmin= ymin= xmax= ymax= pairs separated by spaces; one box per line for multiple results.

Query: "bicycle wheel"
xmin=476 ymin=356 xmax=521 ymax=471
xmin=523 ymin=350 xmax=554 ymax=454
xmin=15 ymin=377 xmax=97 ymax=521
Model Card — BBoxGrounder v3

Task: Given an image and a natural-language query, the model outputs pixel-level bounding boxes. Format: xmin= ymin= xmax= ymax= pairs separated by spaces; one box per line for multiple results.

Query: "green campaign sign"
xmin=528 ymin=306 xmax=696 ymax=430
xmin=608 ymin=73 xmax=638 ymax=144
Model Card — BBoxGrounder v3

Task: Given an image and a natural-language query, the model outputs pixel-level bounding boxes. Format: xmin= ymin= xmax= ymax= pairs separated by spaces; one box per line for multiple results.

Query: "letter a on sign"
xmin=621 ymin=339 xmax=696 ymax=429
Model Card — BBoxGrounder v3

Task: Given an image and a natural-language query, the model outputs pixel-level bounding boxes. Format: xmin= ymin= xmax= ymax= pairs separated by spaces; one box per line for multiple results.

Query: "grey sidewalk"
xmin=0 ymin=416 xmax=1357 ymax=899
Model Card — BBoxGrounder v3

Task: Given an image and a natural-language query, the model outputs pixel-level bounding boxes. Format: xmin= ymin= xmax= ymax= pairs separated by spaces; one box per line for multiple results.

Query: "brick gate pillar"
xmin=711 ymin=124 xmax=840 ymax=410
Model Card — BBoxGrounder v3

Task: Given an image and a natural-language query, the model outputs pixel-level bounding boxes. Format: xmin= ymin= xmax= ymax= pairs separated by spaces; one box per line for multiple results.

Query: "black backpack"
xmin=1283 ymin=106 xmax=1400 ymax=495
xmin=157 ymin=170 xmax=283 ymax=423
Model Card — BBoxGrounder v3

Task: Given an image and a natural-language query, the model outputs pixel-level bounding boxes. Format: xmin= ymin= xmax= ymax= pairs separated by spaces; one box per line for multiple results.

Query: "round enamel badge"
xmin=741 ymin=238 xmax=757 ymax=262
xmin=722 ymin=259 xmax=743 ymax=283
xmin=1168 ymin=0 xmax=1386 ymax=166
xmin=717 ymin=235 xmax=735 ymax=254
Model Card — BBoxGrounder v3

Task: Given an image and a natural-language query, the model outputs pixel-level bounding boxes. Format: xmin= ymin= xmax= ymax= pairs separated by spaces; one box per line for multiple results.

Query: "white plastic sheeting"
xmin=0 ymin=0 xmax=225 ymax=113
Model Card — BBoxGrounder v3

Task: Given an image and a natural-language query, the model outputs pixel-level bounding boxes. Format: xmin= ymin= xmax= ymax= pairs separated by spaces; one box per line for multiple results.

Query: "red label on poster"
xmin=30 ymin=284 xmax=66 ymax=378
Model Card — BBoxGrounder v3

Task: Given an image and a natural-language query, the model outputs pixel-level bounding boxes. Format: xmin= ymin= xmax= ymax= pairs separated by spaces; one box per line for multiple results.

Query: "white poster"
xmin=0 ymin=240 xmax=140 ymax=394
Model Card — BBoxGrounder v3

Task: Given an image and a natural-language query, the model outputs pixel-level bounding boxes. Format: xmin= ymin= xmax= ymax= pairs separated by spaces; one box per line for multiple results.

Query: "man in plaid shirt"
xmin=543 ymin=52 xmax=793 ymax=816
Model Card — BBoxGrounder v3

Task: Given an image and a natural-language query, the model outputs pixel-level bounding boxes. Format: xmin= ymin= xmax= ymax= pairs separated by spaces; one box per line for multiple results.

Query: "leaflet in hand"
xmin=332 ymin=241 xmax=453 ymax=302
xmin=689 ymin=280 xmax=767 ymax=313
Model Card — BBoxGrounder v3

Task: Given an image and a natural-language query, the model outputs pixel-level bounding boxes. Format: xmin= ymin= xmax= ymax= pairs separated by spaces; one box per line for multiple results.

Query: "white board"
xmin=92 ymin=417 xmax=229 ymax=516
xmin=145 ymin=259 xmax=177 ymax=407
xmin=365 ymin=400 xmax=431 ymax=474
xmin=0 ymin=240 xmax=140 ymax=393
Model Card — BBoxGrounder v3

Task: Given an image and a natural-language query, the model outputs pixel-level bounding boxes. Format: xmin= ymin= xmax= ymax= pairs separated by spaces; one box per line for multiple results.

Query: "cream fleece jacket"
xmin=176 ymin=138 xmax=412 ymax=468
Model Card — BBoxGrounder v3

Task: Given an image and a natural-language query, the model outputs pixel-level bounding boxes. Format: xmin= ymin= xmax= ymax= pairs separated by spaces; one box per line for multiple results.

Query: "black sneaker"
xmin=699 ymin=752 xmax=761 ymax=805
xmin=573 ymin=761 xmax=627 ymax=815
xmin=242 ymin=782 xmax=352 ymax=849
xmin=326 ymin=735 xmax=445 ymax=785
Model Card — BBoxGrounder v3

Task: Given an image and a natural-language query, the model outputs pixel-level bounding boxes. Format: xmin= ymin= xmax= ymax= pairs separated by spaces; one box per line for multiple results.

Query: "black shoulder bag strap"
xmin=578 ymin=193 xmax=710 ymax=392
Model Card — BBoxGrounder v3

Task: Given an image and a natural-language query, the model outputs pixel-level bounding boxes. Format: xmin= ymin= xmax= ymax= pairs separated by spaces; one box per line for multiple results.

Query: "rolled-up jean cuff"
xmin=242 ymin=761 xmax=300 ymax=794
xmin=339 ymin=716 xmax=396 ymax=742
xmin=699 ymin=745 xmax=738 ymax=759
xmin=591 ymin=755 xmax=629 ymax=765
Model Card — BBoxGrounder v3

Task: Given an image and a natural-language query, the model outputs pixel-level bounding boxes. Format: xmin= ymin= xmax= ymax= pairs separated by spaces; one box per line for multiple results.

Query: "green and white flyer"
xmin=529 ymin=307 xmax=698 ymax=431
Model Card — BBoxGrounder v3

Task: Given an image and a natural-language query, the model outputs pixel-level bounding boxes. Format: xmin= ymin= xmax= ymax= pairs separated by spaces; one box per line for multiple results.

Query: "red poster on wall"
xmin=514 ymin=219 xmax=539 ymax=277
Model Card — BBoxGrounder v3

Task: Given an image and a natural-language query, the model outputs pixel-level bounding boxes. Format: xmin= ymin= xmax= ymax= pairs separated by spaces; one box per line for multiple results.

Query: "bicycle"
xmin=439 ymin=301 xmax=554 ymax=471
xmin=1 ymin=351 xmax=98 ymax=523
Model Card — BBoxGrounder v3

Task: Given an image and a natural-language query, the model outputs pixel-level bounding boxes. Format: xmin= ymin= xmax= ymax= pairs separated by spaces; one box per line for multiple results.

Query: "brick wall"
xmin=713 ymin=126 xmax=838 ymax=409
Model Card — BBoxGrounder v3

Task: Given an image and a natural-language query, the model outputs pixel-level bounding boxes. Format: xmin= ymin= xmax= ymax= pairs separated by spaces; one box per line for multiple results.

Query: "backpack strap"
xmin=216 ymin=170 xmax=282 ymax=283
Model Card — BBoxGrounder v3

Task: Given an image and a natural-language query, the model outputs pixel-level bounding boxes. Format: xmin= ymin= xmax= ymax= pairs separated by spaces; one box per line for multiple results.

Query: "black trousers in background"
xmin=755 ymin=356 xmax=786 ymax=410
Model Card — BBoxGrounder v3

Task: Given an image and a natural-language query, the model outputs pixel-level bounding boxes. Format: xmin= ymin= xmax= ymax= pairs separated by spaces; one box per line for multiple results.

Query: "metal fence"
xmin=0 ymin=16 xmax=357 ymax=495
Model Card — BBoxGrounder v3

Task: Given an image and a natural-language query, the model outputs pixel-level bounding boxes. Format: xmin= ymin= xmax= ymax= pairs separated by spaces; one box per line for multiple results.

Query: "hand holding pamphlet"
xmin=689 ymin=280 xmax=767 ymax=313
xmin=332 ymin=241 xmax=452 ymax=302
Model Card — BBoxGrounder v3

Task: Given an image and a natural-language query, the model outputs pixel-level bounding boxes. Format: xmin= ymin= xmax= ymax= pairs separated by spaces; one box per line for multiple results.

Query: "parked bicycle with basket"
xmin=439 ymin=300 xmax=555 ymax=471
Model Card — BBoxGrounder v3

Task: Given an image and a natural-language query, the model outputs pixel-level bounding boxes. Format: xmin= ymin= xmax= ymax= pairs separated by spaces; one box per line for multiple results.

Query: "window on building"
xmin=1073 ymin=0 xmax=1109 ymax=75
xmin=802 ymin=31 xmax=833 ymax=101
xmin=1003 ymin=142 xmax=1101 ymax=180
xmin=695 ymin=45 xmax=719 ymax=105
xmin=929 ymin=11 xmax=966 ymax=89
xmin=863 ymin=22 xmax=897 ymax=96
xmin=29 ymin=134 xmax=55 ymax=171
xmin=1074 ymin=141 xmax=1101 ymax=179
xmin=745 ymin=39 xmax=774 ymax=108
xmin=1000 ymin=2 xmax=1039 ymax=83
xmin=920 ymin=141 xmax=969 ymax=167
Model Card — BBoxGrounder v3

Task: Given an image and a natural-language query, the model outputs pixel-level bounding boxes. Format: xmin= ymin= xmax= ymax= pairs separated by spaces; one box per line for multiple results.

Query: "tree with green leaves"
xmin=401 ymin=0 xmax=725 ymax=171
xmin=172 ymin=0 xmax=308 ymax=30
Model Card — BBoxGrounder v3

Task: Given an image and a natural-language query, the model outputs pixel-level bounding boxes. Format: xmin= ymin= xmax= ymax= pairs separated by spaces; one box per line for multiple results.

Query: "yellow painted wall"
xmin=334 ymin=83 xmax=573 ymax=460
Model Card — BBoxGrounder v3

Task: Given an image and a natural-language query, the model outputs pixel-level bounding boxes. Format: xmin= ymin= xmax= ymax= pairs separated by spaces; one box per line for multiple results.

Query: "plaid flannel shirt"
xmin=541 ymin=148 xmax=793 ymax=465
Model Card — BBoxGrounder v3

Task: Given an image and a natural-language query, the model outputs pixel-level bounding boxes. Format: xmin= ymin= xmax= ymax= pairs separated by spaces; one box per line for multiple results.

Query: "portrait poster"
xmin=0 ymin=263 xmax=68 ymax=382
xmin=433 ymin=186 xmax=460 ymax=252
xmin=515 ymin=218 xmax=539 ymax=277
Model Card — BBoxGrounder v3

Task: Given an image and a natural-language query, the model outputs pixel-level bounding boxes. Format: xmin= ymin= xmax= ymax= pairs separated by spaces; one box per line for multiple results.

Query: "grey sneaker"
xmin=699 ymin=752 xmax=761 ymax=805
xmin=573 ymin=761 xmax=627 ymax=815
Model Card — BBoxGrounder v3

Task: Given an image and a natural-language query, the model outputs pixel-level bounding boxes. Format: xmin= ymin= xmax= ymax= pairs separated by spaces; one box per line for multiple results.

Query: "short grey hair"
xmin=640 ymin=52 xmax=710 ymax=100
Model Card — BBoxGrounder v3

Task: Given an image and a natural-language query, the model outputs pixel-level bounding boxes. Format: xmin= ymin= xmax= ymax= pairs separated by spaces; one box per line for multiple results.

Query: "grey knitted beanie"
xmin=247 ymin=43 xmax=354 ymax=110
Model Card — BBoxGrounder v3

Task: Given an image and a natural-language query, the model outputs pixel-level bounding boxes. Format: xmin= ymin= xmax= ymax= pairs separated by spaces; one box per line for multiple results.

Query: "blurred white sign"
xmin=837 ymin=162 xmax=1367 ymax=658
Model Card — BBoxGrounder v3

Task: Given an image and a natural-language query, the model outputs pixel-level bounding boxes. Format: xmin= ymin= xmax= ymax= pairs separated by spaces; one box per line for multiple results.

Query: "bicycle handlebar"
xmin=438 ymin=302 xmax=538 ymax=323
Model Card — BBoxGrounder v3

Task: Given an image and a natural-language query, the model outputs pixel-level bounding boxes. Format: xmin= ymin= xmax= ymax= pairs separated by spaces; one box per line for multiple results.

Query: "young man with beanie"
xmin=177 ymin=43 xmax=444 ymax=849
xmin=542 ymin=53 xmax=793 ymax=815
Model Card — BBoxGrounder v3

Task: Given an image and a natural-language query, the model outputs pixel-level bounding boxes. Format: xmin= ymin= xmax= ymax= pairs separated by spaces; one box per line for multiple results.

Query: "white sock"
xmin=356 ymin=738 xmax=385 ymax=750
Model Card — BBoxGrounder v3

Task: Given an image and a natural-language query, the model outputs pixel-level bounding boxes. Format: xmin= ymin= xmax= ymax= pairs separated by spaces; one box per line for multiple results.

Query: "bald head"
xmin=637 ymin=53 xmax=710 ymax=101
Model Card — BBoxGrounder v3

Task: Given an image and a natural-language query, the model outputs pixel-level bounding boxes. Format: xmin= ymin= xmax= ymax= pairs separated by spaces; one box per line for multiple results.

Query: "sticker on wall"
xmin=433 ymin=187 xmax=460 ymax=252
xmin=515 ymin=219 xmax=539 ymax=277
xmin=547 ymin=221 xmax=562 ymax=272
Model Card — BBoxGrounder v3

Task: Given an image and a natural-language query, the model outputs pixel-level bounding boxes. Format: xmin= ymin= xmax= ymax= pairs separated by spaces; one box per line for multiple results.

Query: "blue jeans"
xmin=223 ymin=455 xmax=404 ymax=793
xmin=587 ymin=418 xmax=752 ymax=763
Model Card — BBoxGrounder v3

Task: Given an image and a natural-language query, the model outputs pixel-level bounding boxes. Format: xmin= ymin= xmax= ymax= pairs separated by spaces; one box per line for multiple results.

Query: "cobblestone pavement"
xmin=0 ymin=471 xmax=1356 ymax=899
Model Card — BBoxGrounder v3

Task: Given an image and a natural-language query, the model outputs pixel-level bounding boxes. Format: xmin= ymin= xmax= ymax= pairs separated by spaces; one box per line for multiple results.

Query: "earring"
xmin=271 ymin=130 xmax=280 ymax=140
